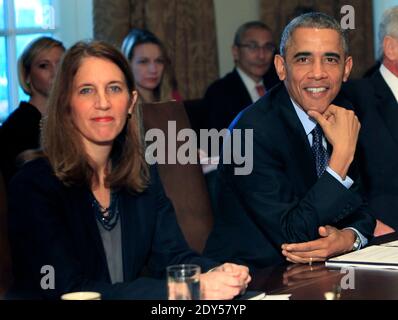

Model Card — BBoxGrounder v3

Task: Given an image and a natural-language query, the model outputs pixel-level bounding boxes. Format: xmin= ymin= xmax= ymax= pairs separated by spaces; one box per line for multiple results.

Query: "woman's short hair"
xmin=121 ymin=28 xmax=175 ymax=102
xmin=43 ymin=40 xmax=149 ymax=192
xmin=18 ymin=36 xmax=65 ymax=96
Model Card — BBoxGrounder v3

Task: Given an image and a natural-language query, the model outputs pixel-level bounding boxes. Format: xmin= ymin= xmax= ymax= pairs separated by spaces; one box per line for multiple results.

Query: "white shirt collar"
xmin=380 ymin=64 xmax=398 ymax=102
xmin=290 ymin=98 xmax=317 ymax=136
xmin=236 ymin=67 xmax=264 ymax=103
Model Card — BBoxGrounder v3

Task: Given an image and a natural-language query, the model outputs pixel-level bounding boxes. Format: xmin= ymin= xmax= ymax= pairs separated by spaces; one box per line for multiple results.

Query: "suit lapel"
xmin=73 ymin=186 xmax=108 ymax=272
xmin=371 ymin=71 xmax=398 ymax=147
xmin=120 ymin=190 xmax=138 ymax=282
xmin=275 ymin=86 xmax=317 ymax=188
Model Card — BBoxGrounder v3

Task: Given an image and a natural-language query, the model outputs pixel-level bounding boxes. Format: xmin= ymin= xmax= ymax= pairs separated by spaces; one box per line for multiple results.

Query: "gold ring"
xmin=309 ymin=257 xmax=313 ymax=266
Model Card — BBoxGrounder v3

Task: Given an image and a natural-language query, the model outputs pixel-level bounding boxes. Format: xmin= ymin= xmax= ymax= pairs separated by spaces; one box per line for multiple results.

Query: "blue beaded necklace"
xmin=90 ymin=191 xmax=120 ymax=231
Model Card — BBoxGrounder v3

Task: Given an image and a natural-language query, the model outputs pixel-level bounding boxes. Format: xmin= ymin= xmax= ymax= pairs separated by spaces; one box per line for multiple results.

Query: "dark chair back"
xmin=183 ymin=99 xmax=209 ymax=134
xmin=0 ymin=170 xmax=12 ymax=297
xmin=142 ymin=100 xmax=213 ymax=253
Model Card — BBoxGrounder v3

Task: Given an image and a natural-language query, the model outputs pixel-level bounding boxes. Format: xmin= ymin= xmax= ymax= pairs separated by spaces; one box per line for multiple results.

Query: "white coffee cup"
xmin=61 ymin=291 xmax=101 ymax=300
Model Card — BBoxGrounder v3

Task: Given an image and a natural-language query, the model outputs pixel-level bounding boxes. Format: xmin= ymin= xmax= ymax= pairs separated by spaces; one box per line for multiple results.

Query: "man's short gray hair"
xmin=378 ymin=6 xmax=398 ymax=58
xmin=233 ymin=21 xmax=272 ymax=46
xmin=279 ymin=12 xmax=349 ymax=57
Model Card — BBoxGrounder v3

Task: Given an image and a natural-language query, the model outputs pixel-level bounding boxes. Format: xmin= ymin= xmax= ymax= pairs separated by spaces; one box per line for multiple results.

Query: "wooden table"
xmin=249 ymin=233 xmax=398 ymax=300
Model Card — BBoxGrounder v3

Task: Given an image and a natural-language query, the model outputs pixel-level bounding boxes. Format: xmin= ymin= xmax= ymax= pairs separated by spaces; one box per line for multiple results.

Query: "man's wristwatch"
xmin=351 ymin=232 xmax=361 ymax=251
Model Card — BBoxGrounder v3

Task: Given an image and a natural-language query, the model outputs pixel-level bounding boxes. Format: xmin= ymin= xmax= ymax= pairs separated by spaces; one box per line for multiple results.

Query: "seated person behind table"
xmin=204 ymin=21 xmax=280 ymax=131
xmin=204 ymin=12 xmax=375 ymax=270
xmin=342 ymin=6 xmax=398 ymax=236
xmin=0 ymin=37 xmax=65 ymax=186
xmin=7 ymin=41 xmax=250 ymax=300
xmin=121 ymin=28 xmax=182 ymax=103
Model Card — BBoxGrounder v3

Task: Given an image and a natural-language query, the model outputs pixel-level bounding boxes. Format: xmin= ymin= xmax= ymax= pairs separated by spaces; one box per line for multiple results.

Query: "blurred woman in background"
xmin=0 ymin=36 xmax=65 ymax=185
xmin=121 ymin=28 xmax=182 ymax=103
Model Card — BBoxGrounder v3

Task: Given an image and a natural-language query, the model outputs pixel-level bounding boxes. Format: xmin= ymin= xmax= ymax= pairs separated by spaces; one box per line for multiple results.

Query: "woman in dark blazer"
xmin=7 ymin=41 xmax=250 ymax=300
xmin=0 ymin=36 xmax=65 ymax=185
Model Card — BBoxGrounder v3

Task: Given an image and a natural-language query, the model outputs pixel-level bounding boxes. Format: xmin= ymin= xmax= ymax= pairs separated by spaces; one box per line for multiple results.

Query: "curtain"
xmin=93 ymin=0 xmax=219 ymax=99
xmin=93 ymin=0 xmax=131 ymax=47
xmin=260 ymin=0 xmax=374 ymax=79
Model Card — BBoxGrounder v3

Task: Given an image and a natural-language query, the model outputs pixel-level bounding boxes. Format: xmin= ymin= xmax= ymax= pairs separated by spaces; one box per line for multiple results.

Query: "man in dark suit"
xmin=204 ymin=21 xmax=280 ymax=131
xmin=342 ymin=6 xmax=398 ymax=236
xmin=204 ymin=13 xmax=376 ymax=270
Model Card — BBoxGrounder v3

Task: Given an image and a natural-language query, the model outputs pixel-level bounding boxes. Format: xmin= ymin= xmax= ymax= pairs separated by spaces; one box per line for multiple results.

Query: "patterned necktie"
xmin=255 ymin=84 xmax=266 ymax=97
xmin=311 ymin=124 xmax=329 ymax=177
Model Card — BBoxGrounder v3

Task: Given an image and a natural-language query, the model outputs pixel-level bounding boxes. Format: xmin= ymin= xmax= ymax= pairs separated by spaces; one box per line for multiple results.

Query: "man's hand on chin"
xmin=308 ymin=105 xmax=360 ymax=179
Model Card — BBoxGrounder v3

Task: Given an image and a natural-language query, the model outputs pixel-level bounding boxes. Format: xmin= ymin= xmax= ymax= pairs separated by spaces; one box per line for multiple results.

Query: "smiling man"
xmin=204 ymin=13 xmax=376 ymax=269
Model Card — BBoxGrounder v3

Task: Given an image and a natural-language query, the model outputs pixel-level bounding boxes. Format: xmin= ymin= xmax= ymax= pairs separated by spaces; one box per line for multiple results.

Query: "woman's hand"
xmin=200 ymin=263 xmax=251 ymax=300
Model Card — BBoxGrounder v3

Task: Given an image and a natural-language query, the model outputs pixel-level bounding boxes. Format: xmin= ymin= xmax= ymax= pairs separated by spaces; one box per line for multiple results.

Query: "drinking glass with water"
xmin=167 ymin=264 xmax=201 ymax=300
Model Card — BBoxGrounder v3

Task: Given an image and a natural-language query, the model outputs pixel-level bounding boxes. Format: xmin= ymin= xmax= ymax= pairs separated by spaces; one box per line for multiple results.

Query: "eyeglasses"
xmin=238 ymin=42 xmax=276 ymax=53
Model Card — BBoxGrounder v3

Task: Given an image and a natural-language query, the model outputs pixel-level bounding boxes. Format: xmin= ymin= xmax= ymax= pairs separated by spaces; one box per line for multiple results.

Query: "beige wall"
xmin=214 ymin=0 xmax=260 ymax=77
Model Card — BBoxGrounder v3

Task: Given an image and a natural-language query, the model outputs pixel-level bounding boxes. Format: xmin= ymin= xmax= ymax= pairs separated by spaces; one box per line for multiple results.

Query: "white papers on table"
xmin=326 ymin=245 xmax=398 ymax=270
xmin=381 ymin=240 xmax=398 ymax=247
xmin=247 ymin=292 xmax=291 ymax=300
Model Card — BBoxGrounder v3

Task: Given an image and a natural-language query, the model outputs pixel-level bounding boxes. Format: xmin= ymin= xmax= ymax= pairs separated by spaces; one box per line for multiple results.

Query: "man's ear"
xmin=274 ymin=55 xmax=287 ymax=81
xmin=342 ymin=56 xmax=353 ymax=82
xmin=232 ymin=45 xmax=239 ymax=63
